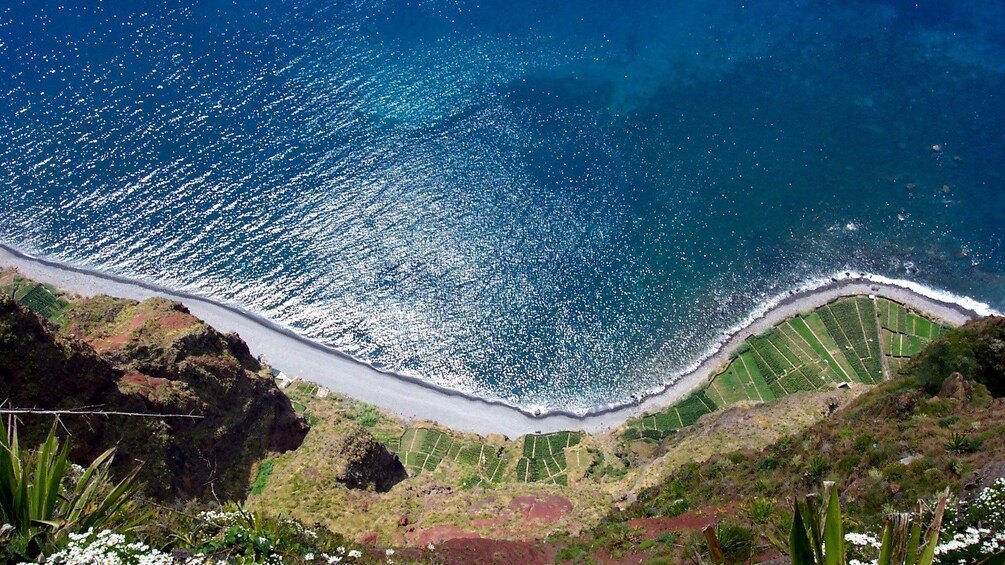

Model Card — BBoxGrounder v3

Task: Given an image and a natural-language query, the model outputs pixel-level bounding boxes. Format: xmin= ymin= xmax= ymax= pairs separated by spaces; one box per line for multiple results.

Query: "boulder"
xmin=938 ymin=372 xmax=972 ymax=404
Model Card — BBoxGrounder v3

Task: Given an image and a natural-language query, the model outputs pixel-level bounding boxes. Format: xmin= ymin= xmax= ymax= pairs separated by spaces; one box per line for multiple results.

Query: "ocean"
xmin=2 ymin=0 xmax=1003 ymax=412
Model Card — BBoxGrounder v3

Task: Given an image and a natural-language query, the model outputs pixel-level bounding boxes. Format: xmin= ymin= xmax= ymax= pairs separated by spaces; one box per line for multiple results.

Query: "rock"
xmin=938 ymin=372 xmax=972 ymax=404
xmin=977 ymin=461 xmax=1005 ymax=488
xmin=313 ymin=422 xmax=406 ymax=492
xmin=0 ymin=295 xmax=309 ymax=501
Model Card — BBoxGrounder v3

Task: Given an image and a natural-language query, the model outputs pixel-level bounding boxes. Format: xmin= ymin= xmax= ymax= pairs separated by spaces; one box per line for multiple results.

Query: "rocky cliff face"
xmin=0 ymin=295 xmax=308 ymax=501
xmin=314 ymin=422 xmax=407 ymax=492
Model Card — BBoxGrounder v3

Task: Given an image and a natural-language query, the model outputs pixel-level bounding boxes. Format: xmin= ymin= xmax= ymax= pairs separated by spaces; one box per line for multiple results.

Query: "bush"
xmin=946 ymin=432 xmax=982 ymax=454
xmin=881 ymin=461 xmax=906 ymax=482
xmin=836 ymin=454 xmax=861 ymax=474
xmin=907 ymin=318 xmax=1005 ymax=396
xmin=746 ymin=497 xmax=774 ymax=524
xmin=806 ymin=457 xmax=829 ymax=481
xmin=353 ymin=404 xmax=380 ymax=427
xmin=0 ymin=420 xmax=143 ymax=562
xmin=922 ymin=468 xmax=946 ymax=490
xmin=711 ymin=522 xmax=754 ymax=563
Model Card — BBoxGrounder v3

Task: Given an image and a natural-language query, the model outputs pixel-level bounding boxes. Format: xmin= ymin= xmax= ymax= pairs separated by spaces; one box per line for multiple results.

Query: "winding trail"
xmin=0 ymin=243 xmax=990 ymax=437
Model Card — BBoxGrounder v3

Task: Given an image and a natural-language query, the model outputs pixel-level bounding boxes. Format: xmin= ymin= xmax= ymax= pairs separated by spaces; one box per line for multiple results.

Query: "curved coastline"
xmin=0 ymin=242 xmax=995 ymax=437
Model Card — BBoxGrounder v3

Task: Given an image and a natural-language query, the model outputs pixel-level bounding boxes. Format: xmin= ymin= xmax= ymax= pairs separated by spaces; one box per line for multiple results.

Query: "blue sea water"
xmin=1 ymin=0 xmax=1004 ymax=411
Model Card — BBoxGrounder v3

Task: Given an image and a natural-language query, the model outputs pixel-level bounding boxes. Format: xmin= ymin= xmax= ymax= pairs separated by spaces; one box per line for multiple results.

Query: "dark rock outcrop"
xmin=938 ymin=371 xmax=973 ymax=404
xmin=0 ymin=295 xmax=308 ymax=501
xmin=314 ymin=423 xmax=406 ymax=492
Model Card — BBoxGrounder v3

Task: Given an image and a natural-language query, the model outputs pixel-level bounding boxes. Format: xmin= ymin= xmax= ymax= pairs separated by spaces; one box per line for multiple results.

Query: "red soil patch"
xmin=406 ymin=525 xmax=481 ymax=546
xmin=628 ymin=503 xmax=738 ymax=537
xmin=508 ymin=495 xmax=573 ymax=524
xmin=91 ymin=333 xmax=130 ymax=353
xmin=119 ymin=373 xmax=169 ymax=397
xmin=435 ymin=537 xmax=556 ymax=565
xmin=157 ymin=311 xmax=198 ymax=332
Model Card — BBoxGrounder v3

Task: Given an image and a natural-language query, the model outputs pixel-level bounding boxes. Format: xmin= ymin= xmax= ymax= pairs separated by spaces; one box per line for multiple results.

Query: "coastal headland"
xmin=0 ymin=243 xmax=990 ymax=437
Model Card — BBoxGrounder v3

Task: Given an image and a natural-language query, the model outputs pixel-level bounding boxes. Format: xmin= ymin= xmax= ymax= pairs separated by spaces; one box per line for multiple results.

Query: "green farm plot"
xmin=705 ymin=365 xmax=750 ymax=406
xmin=2 ymin=279 xmax=70 ymax=322
xmin=395 ymin=427 xmax=509 ymax=483
xmin=625 ymin=390 xmax=718 ymax=441
xmin=515 ymin=432 xmax=583 ymax=484
xmin=877 ymin=298 xmax=950 ymax=375
xmin=397 ymin=428 xmax=452 ymax=475
xmin=738 ymin=352 xmax=775 ymax=403
xmin=818 ymin=298 xmax=883 ymax=384
xmin=623 ymin=296 xmax=953 ymax=446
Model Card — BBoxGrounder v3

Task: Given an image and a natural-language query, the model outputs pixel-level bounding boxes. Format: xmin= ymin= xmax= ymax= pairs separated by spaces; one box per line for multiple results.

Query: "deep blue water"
xmin=2 ymin=0 xmax=1004 ymax=411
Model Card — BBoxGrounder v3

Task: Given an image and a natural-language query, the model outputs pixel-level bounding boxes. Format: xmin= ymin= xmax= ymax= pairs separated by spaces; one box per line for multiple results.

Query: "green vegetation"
xmin=878 ymin=298 xmax=952 ymax=376
xmin=515 ymin=431 xmax=583 ymax=484
xmin=907 ymin=316 xmax=1005 ymax=396
xmin=0 ymin=420 xmax=143 ymax=561
xmin=249 ymin=460 xmax=275 ymax=495
xmin=0 ymin=272 xmax=70 ymax=322
xmin=624 ymin=296 xmax=949 ymax=442
xmin=784 ymin=483 xmax=948 ymax=565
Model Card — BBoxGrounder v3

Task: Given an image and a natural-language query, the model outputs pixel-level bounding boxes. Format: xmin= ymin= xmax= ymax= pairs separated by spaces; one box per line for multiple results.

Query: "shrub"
xmin=806 ymin=457 xmax=829 ymax=481
xmin=853 ymin=433 xmax=875 ymax=452
xmin=708 ymin=522 xmax=754 ymax=563
xmin=907 ymin=318 xmax=1005 ymax=396
xmin=922 ymin=468 xmax=946 ymax=490
xmin=880 ymin=461 xmax=906 ymax=482
xmin=353 ymin=404 xmax=380 ymax=427
xmin=946 ymin=432 xmax=981 ymax=454
xmin=0 ymin=420 xmax=143 ymax=562
xmin=746 ymin=497 xmax=774 ymax=524
xmin=835 ymin=454 xmax=861 ymax=474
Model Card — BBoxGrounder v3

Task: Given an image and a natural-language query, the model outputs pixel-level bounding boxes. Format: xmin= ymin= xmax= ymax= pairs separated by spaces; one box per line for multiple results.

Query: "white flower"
xmin=304 ymin=553 xmax=315 ymax=561
xmin=385 ymin=548 xmax=395 ymax=556
xmin=427 ymin=542 xmax=436 ymax=551
xmin=347 ymin=549 xmax=362 ymax=559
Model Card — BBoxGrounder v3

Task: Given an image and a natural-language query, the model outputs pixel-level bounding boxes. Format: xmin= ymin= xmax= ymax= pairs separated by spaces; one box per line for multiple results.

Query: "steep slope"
xmin=0 ymin=294 xmax=309 ymax=500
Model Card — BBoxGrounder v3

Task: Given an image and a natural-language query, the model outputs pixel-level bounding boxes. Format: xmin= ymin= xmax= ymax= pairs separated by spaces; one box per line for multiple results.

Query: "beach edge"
xmin=0 ymin=242 xmax=989 ymax=437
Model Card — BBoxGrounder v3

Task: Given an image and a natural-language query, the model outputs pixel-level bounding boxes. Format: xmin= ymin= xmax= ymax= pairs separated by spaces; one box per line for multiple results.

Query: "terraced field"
xmin=877 ymin=298 xmax=952 ymax=375
xmin=514 ymin=431 xmax=584 ymax=485
xmin=393 ymin=427 xmax=508 ymax=486
xmin=625 ymin=296 xmax=949 ymax=441
xmin=1 ymin=273 xmax=70 ymax=322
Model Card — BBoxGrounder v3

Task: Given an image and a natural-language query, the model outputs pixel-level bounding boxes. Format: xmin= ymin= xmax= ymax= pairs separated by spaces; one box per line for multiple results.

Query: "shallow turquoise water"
xmin=1 ymin=0 xmax=1003 ymax=410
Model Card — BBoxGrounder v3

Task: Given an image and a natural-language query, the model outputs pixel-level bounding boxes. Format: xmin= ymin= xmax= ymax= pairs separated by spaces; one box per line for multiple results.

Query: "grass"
xmin=250 ymin=460 xmax=275 ymax=495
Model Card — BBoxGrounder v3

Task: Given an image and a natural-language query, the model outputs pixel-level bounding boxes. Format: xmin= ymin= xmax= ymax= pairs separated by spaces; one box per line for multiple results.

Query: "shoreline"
xmin=0 ymin=242 xmax=992 ymax=437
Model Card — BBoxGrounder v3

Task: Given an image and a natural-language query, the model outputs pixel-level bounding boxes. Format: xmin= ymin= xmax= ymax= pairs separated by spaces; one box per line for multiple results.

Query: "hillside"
xmin=4 ymin=269 xmax=1005 ymax=563
xmin=0 ymin=274 xmax=309 ymax=500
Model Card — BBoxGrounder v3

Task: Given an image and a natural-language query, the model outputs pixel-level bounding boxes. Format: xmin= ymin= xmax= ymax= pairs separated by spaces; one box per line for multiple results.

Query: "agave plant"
xmin=0 ymin=417 xmax=144 ymax=559
xmin=787 ymin=481 xmax=949 ymax=565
